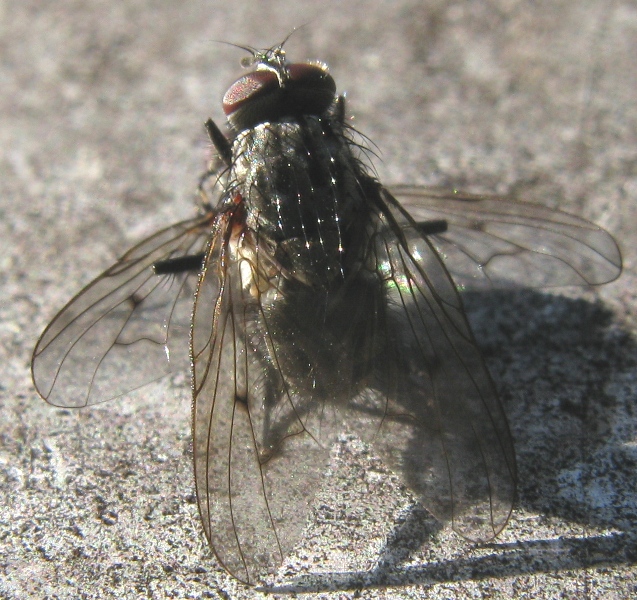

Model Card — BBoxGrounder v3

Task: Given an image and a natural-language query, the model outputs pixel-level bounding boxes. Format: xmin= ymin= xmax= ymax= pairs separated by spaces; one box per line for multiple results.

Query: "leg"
xmin=198 ymin=118 xmax=233 ymax=209
xmin=205 ymin=118 xmax=232 ymax=166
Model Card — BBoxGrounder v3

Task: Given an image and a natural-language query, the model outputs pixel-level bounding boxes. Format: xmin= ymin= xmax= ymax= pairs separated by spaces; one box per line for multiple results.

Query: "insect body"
xmin=32 ymin=43 xmax=622 ymax=584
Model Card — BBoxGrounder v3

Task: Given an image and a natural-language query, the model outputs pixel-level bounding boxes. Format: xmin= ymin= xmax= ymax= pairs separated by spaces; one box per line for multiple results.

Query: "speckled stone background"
xmin=1 ymin=1 xmax=636 ymax=598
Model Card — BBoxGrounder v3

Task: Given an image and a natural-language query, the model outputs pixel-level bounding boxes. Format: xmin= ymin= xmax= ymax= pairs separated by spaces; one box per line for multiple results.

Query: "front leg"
xmin=205 ymin=118 xmax=232 ymax=165
xmin=198 ymin=118 xmax=234 ymax=209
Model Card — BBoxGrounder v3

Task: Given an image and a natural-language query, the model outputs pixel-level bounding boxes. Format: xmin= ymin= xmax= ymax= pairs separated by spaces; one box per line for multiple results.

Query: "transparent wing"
xmin=392 ymin=185 xmax=622 ymax=290
xmin=192 ymin=217 xmax=349 ymax=584
xmin=192 ymin=183 xmax=519 ymax=584
xmin=32 ymin=215 xmax=212 ymax=407
xmin=362 ymin=187 xmax=517 ymax=540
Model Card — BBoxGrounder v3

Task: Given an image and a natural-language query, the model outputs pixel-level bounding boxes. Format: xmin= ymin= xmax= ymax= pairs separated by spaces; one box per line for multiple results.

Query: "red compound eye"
xmin=222 ymin=62 xmax=336 ymax=131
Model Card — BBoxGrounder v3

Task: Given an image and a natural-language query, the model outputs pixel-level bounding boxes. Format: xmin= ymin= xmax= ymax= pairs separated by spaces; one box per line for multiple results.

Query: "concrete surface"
xmin=1 ymin=0 xmax=636 ymax=598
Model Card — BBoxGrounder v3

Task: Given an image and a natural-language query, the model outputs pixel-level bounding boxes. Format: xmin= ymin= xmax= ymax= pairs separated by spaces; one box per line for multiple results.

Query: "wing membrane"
xmin=32 ymin=216 xmax=212 ymax=407
xmin=192 ymin=184 xmax=519 ymax=582
xmin=192 ymin=219 xmax=338 ymax=584
xmin=364 ymin=188 xmax=516 ymax=539
xmin=393 ymin=186 xmax=622 ymax=290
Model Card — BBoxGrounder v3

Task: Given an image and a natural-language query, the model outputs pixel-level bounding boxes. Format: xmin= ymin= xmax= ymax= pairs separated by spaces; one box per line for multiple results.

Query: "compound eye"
xmin=222 ymin=63 xmax=336 ymax=130
xmin=287 ymin=62 xmax=333 ymax=88
xmin=222 ymin=70 xmax=278 ymax=116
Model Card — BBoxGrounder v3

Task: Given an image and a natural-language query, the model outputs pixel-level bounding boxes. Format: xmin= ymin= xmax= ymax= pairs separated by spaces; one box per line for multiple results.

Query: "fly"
xmin=31 ymin=40 xmax=622 ymax=584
